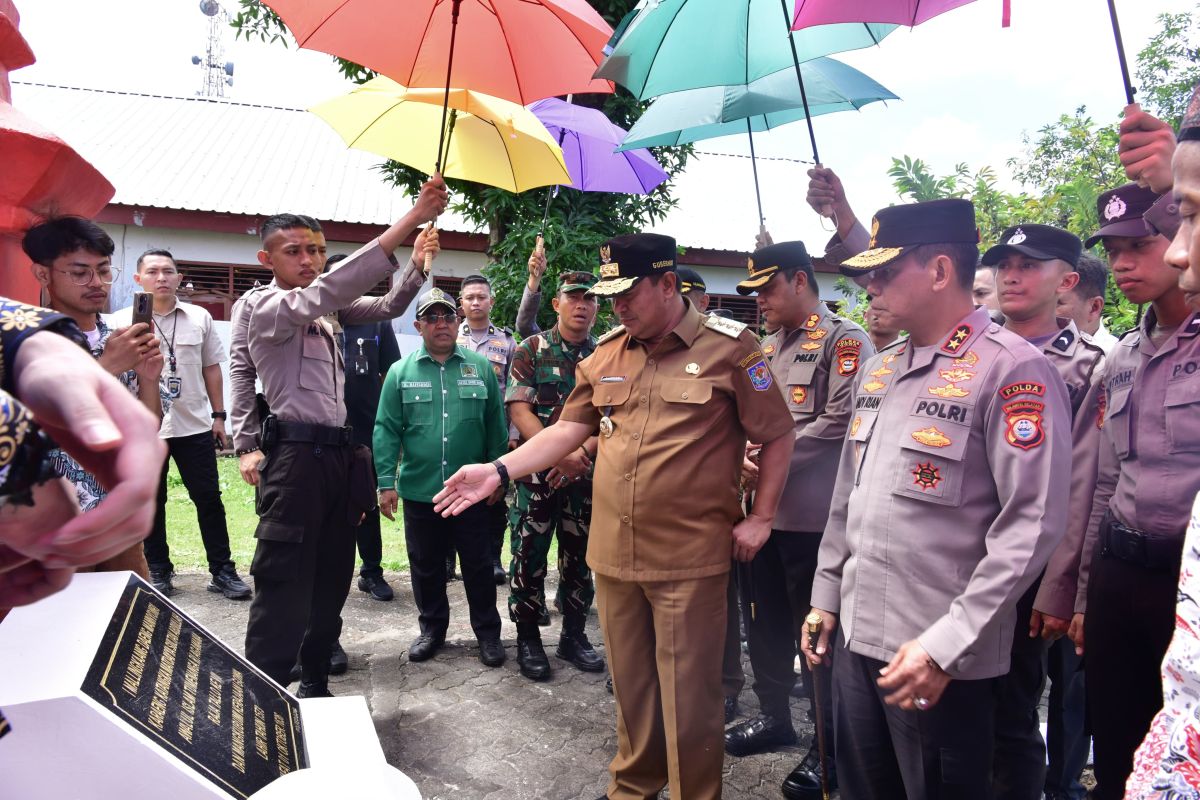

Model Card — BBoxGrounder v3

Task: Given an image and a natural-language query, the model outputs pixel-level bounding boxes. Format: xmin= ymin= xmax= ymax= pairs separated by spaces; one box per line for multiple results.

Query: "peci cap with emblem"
xmin=1084 ymin=182 xmax=1163 ymax=248
xmin=589 ymin=233 xmax=677 ymax=297
xmin=676 ymin=266 xmax=707 ymax=295
xmin=981 ymin=224 xmax=1082 ymax=268
xmin=416 ymin=287 xmax=458 ymax=317
xmin=737 ymin=241 xmax=811 ymax=295
xmin=558 ymin=271 xmax=598 ymax=293
xmin=839 ymin=198 xmax=979 ymax=276
xmin=1178 ymin=80 xmax=1200 ymax=142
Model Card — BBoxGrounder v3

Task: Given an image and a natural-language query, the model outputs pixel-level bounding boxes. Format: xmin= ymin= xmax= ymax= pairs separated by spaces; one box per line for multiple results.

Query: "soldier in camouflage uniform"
xmin=505 ymin=271 xmax=606 ymax=681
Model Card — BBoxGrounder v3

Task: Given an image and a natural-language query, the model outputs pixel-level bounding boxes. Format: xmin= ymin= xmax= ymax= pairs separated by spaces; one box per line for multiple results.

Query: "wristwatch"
xmin=211 ymin=411 xmax=228 ymax=420
xmin=491 ymin=459 xmax=510 ymax=492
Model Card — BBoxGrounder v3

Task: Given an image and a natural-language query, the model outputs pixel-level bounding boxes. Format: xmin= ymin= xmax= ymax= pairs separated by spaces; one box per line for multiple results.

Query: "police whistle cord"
xmin=804 ymin=612 xmax=832 ymax=800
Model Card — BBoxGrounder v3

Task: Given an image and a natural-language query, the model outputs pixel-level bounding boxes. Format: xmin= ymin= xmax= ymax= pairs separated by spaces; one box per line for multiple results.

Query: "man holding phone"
xmin=110 ymin=249 xmax=249 ymax=600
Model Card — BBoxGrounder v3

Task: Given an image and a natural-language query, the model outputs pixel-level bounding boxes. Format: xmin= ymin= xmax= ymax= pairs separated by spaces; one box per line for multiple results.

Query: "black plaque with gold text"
xmin=81 ymin=576 xmax=307 ymax=798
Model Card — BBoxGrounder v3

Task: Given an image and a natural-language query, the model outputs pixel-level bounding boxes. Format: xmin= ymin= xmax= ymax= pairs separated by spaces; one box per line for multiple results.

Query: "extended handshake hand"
xmin=0 ymin=331 xmax=165 ymax=608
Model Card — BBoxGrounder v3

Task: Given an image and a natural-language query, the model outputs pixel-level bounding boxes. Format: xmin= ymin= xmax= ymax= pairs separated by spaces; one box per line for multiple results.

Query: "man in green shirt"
xmin=375 ymin=288 xmax=508 ymax=668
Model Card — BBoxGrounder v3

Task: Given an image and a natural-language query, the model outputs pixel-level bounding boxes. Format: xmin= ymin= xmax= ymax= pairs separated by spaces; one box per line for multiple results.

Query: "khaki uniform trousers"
xmin=597 ymin=571 xmax=727 ymax=800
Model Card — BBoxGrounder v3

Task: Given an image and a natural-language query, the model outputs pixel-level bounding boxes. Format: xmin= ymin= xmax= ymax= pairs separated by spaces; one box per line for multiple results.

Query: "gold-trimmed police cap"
xmin=736 ymin=241 xmax=811 ymax=295
xmin=839 ymin=198 xmax=979 ymax=276
xmin=589 ymin=233 xmax=677 ymax=297
xmin=676 ymin=266 xmax=706 ymax=294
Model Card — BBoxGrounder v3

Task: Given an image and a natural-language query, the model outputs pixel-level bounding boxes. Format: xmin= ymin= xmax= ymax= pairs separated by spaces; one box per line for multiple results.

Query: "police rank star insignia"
xmin=941 ymin=324 xmax=972 ymax=353
xmin=911 ymin=426 xmax=952 ymax=447
xmin=685 ymin=362 xmax=700 ymax=375
xmin=912 ymin=461 xmax=942 ymax=491
xmin=804 ymin=313 xmax=820 ymax=329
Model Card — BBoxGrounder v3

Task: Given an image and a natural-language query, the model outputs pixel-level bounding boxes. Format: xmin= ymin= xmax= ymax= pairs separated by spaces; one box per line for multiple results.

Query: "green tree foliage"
xmin=231 ymin=1 xmax=690 ymax=334
xmin=881 ymin=6 xmax=1200 ymax=334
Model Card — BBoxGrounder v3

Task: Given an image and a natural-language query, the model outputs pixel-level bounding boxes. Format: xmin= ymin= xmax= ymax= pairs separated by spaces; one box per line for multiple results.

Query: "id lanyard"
xmin=154 ymin=310 xmax=181 ymax=397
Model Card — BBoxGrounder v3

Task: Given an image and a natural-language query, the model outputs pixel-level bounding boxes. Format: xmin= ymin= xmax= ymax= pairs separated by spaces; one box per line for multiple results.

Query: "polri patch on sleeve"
xmin=835 ymin=337 xmax=863 ymax=376
xmin=1003 ymin=399 xmax=1046 ymax=450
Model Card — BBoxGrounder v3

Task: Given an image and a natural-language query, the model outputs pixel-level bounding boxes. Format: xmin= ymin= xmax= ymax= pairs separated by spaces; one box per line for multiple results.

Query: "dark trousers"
xmin=1084 ymin=548 xmax=1177 ymax=800
xmin=992 ymin=582 xmax=1048 ymax=800
xmin=143 ymin=431 xmax=232 ymax=574
xmin=833 ymin=631 xmax=996 ymax=800
xmin=722 ymin=562 xmax=745 ymax=699
xmin=244 ymin=442 xmax=357 ymax=685
xmin=1044 ymin=637 xmax=1088 ymax=799
xmin=356 ymin=508 xmax=384 ymax=578
xmin=490 ymin=497 xmax=507 ymax=560
xmin=403 ymin=499 xmax=500 ymax=641
xmin=744 ymin=529 xmax=831 ymax=730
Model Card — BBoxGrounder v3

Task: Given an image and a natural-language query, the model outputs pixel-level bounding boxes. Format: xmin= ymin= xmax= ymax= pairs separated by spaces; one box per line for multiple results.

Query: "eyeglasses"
xmin=420 ymin=312 xmax=458 ymax=325
xmin=53 ymin=266 xmax=120 ymax=286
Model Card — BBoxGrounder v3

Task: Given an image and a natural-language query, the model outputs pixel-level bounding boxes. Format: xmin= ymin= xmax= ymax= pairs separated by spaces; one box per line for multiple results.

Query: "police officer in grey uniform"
xmin=806 ymin=199 xmax=1072 ymax=799
xmin=230 ymin=178 xmax=447 ymax=696
xmin=1074 ymin=183 xmax=1200 ymax=799
xmin=725 ymin=241 xmax=873 ymax=800
xmin=456 ymin=275 xmax=518 ymax=584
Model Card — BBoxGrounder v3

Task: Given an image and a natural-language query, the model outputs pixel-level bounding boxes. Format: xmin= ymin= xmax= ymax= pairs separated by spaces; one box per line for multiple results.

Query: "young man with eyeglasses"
xmin=374 ymin=288 xmax=508 ymax=669
xmin=109 ymin=249 xmax=249 ymax=600
xmin=22 ymin=216 xmax=166 ymax=576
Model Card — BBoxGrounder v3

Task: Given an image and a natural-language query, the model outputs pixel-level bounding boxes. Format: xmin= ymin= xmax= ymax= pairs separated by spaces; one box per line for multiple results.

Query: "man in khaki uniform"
xmin=806 ymin=199 xmax=1072 ymax=799
xmin=981 ymin=224 xmax=1105 ymax=800
xmin=725 ymin=241 xmax=873 ymax=800
xmin=231 ymin=181 xmax=447 ymax=696
xmin=1073 ymin=183 xmax=1200 ymax=799
xmin=434 ymin=233 xmax=795 ymax=800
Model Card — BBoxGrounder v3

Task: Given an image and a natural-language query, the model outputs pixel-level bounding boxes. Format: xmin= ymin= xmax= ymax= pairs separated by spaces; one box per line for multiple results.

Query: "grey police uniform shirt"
xmin=229 ymin=239 xmax=425 ymax=442
xmin=1075 ymin=310 xmax=1200 ymax=614
xmin=762 ymin=305 xmax=875 ymax=533
xmin=457 ymin=320 xmax=518 ymax=439
xmin=1031 ymin=320 xmax=1107 ymax=620
xmin=811 ymin=307 xmax=1072 ymax=680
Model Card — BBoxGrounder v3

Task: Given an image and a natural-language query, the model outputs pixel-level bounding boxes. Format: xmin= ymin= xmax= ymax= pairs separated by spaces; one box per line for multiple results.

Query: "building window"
xmin=172 ymin=262 xmax=392 ymax=321
xmin=709 ymin=294 xmax=761 ymax=327
xmin=433 ymin=275 xmax=464 ymax=297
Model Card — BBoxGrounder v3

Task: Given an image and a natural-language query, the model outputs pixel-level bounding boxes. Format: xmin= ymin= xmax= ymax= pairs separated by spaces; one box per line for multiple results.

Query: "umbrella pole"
xmin=427 ymin=0 xmax=463 ymax=276
xmin=1106 ymin=0 xmax=1137 ymax=106
xmin=538 ymin=126 xmax=569 ymax=255
xmin=746 ymin=120 xmax=766 ymax=235
xmin=778 ymin=0 xmax=821 ymax=165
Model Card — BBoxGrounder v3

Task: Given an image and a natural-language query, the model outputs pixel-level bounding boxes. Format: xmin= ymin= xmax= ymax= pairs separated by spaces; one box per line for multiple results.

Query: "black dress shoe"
xmin=479 ymin=638 xmax=506 ymax=667
xmin=357 ymin=574 xmax=394 ymax=601
xmin=724 ymin=695 xmax=739 ymax=724
xmin=781 ymin=745 xmax=837 ymax=800
xmin=329 ymin=640 xmax=348 ymax=675
xmin=557 ymin=630 xmax=606 ymax=672
xmin=724 ymin=712 xmax=796 ymax=757
xmin=149 ymin=567 xmax=176 ymax=597
xmin=207 ymin=565 xmax=252 ymax=600
xmin=492 ymin=557 xmax=507 ymax=584
xmin=296 ymin=680 xmax=333 ymax=698
xmin=538 ymin=606 xmax=551 ymax=626
xmin=517 ymin=638 xmax=552 ymax=681
xmin=408 ymin=632 xmax=444 ymax=662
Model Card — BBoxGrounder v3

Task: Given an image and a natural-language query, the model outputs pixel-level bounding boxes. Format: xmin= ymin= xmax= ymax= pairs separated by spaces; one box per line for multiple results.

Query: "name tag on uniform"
xmin=599 ymin=376 xmax=626 ymax=383
xmin=401 ymin=381 xmax=432 ymax=388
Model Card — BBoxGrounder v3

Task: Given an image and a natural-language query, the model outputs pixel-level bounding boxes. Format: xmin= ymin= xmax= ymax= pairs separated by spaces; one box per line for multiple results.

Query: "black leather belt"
xmin=275 ymin=420 xmax=352 ymax=447
xmin=1099 ymin=512 xmax=1183 ymax=572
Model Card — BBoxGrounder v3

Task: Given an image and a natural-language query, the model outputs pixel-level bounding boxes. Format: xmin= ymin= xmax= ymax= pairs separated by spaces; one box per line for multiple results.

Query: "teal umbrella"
xmin=618 ymin=56 xmax=897 ymax=226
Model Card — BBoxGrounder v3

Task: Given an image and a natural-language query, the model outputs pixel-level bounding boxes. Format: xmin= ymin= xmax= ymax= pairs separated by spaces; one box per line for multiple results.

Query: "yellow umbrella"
xmin=311 ymin=77 xmax=571 ymax=193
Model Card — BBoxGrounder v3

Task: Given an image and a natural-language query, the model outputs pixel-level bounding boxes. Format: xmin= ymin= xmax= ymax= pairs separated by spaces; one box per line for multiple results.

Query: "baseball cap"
xmin=558 ymin=271 xmax=597 ymax=293
xmin=416 ymin=287 xmax=458 ymax=317
xmin=981 ymin=224 xmax=1082 ymax=267
xmin=1084 ymin=183 xmax=1161 ymax=248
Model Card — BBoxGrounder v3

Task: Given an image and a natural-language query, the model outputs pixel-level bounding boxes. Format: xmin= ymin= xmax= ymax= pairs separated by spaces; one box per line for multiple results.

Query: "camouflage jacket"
xmin=505 ymin=324 xmax=597 ymax=431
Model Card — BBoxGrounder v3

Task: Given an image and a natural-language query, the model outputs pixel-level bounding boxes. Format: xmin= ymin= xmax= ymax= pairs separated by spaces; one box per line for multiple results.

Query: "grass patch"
xmin=164 ymin=457 xmax=530 ymax=573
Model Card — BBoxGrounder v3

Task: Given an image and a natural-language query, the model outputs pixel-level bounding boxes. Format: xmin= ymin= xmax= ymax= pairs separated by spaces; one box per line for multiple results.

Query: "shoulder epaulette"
xmin=704 ymin=315 xmax=748 ymax=338
xmin=597 ymin=325 xmax=627 ymax=345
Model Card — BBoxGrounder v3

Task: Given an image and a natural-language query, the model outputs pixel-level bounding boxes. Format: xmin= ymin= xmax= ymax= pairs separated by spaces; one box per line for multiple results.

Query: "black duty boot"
xmin=149 ymin=567 xmax=176 ymax=597
xmin=723 ymin=711 xmax=796 ymax=756
xmin=557 ymin=616 xmax=605 ymax=672
xmin=208 ymin=564 xmax=252 ymax=600
xmin=296 ymin=680 xmax=333 ymax=698
xmin=328 ymin=640 xmax=348 ymax=675
xmin=516 ymin=623 xmax=552 ymax=681
xmin=781 ymin=742 xmax=837 ymax=800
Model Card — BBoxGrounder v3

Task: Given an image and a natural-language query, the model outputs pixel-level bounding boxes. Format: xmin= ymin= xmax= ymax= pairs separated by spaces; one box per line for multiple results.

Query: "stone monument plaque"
xmin=80 ymin=576 xmax=307 ymax=798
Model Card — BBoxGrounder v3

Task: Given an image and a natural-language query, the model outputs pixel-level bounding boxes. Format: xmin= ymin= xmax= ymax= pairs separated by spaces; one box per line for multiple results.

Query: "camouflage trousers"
xmin=507 ymin=479 xmax=594 ymax=624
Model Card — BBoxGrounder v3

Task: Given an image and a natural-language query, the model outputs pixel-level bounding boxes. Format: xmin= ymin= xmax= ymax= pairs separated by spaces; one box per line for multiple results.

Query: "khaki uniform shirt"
xmin=762 ymin=306 xmax=874 ymax=532
xmin=1032 ymin=320 xmax=1107 ymax=619
xmin=811 ymin=308 xmax=1072 ymax=679
xmin=558 ymin=299 xmax=794 ymax=582
xmin=110 ymin=300 xmax=226 ymax=439
xmin=1075 ymin=310 xmax=1200 ymax=613
xmin=229 ymin=240 xmax=425 ymax=439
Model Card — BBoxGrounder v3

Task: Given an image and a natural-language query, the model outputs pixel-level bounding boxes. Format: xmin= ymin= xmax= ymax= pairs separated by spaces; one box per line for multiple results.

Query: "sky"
xmin=8 ymin=0 xmax=1192 ymax=253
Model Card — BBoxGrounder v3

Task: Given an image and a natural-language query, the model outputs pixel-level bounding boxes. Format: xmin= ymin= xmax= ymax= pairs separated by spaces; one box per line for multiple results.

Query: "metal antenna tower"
xmin=192 ymin=0 xmax=234 ymax=97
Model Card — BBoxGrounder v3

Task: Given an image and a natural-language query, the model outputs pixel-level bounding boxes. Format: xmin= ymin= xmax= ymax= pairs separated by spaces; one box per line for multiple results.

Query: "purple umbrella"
xmin=529 ymin=98 xmax=669 ymax=194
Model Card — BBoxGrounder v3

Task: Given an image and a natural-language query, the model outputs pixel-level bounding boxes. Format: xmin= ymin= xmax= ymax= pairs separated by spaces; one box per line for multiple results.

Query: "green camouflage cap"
xmin=559 ymin=271 xmax=597 ymax=293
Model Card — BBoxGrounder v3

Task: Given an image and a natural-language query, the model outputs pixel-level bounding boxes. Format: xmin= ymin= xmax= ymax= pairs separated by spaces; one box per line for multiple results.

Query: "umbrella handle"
xmin=1124 ymin=102 xmax=1152 ymax=190
xmin=535 ymin=234 xmax=545 ymax=255
xmin=423 ymin=224 xmax=437 ymax=275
